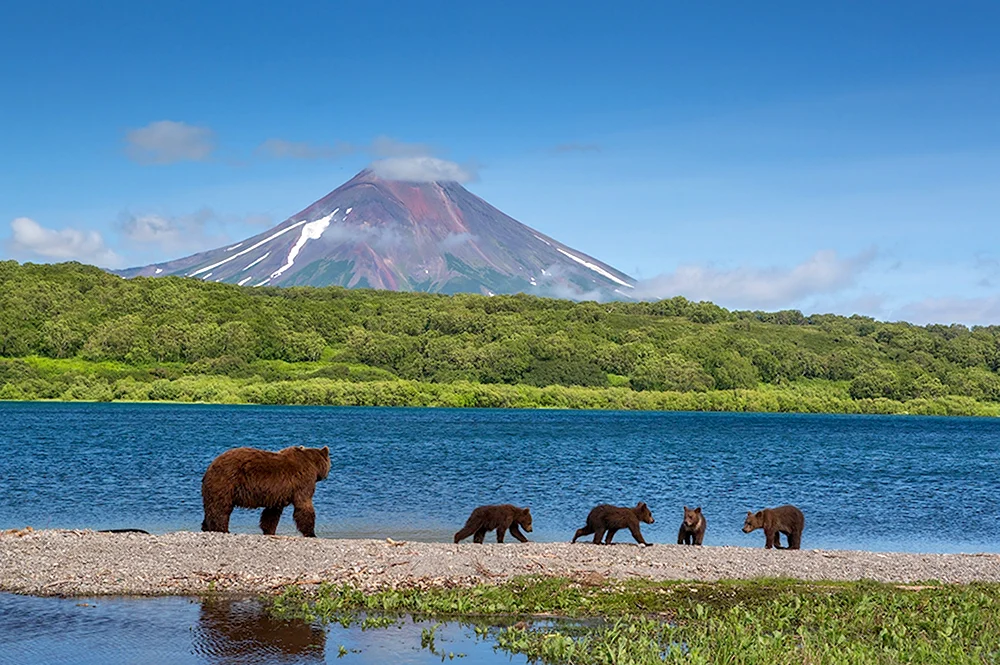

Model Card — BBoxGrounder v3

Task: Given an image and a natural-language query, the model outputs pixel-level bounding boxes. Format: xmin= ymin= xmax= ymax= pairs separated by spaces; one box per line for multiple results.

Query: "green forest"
xmin=2 ymin=260 xmax=1000 ymax=415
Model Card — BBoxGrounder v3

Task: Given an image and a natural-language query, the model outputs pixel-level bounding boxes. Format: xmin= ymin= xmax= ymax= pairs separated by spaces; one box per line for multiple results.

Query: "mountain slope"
xmin=117 ymin=170 xmax=635 ymax=298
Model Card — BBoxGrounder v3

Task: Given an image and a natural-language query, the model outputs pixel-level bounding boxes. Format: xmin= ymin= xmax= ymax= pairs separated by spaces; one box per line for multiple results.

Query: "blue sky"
xmin=2 ymin=1 xmax=999 ymax=324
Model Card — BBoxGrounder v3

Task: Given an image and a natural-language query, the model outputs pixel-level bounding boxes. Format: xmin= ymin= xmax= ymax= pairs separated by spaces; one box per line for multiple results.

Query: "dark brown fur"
xmin=201 ymin=445 xmax=331 ymax=537
xmin=454 ymin=504 xmax=533 ymax=543
xmin=742 ymin=504 xmax=805 ymax=549
xmin=572 ymin=502 xmax=655 ymax=546
xmin=677 ymin=506 xmax=706 ymax=545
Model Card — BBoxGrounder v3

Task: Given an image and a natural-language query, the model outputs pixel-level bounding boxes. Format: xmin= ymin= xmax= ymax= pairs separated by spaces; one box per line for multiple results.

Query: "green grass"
xmin=269 ymin=577 xmax=1000 ymax=664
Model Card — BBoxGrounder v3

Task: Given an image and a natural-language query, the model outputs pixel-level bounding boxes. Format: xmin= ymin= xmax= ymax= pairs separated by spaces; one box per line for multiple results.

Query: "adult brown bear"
xmin=201 ymin=446 xmax=331 ymax=537
xmin=742 ymin=505 xmax=805 ymax=549
xmin=572 ymin=502 xmax=655 ymax=546
xmin=453 ymin=504 xmax=533 ymax=543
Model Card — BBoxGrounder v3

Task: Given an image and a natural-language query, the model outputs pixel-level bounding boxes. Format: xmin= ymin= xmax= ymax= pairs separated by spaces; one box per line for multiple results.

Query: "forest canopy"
xmin=1 ymin=261 xmax=999 ymax=415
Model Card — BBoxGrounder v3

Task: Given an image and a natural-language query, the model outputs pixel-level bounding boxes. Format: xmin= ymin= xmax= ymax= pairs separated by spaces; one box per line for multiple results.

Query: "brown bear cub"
xmin=454 ymin=504 xmax=533 ymax=543
xmin=742 ymin=504 xmax=805 ymax=549
xmin=677 ymin=506 xmax=706 ymax=545
xmin=572 ymin=502 xmax=655 ymax=546
xmin=201 ymin=445 xmax=331 ymax=537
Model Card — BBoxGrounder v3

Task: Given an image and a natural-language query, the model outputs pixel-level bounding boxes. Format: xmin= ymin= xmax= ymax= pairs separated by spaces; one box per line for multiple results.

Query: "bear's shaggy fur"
xmin=201 ymin=445 xmax=331 ymax=537
xmin=742 ymin=504 xmax=805 ymax=549
xmin=572 ymin=502 xmax=655 ymax=546
xmin=677 ymin=506 xmax=706 ymax=546
xmin=454 ymin=504 xmax=533 ymax=543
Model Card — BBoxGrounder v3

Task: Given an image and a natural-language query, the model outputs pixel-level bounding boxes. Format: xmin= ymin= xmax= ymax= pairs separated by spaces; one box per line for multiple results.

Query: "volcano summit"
xmin=119 ymin=170 xmax=635 ymax=299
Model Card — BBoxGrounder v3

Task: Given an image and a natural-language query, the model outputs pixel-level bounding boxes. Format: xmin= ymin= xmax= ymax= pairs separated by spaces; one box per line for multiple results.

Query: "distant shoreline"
xmin=3 ymin=530 xmax=1000 ymax=597
xmin=2 ymin=382 xmax=999 ymax=418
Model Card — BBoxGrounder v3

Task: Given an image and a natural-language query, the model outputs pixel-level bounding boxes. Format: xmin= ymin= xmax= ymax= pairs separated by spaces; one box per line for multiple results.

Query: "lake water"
xmin=1 ymin=402 xmax=999 ymax=552
xmin=0 ymin=593 xmax=524 ymax=665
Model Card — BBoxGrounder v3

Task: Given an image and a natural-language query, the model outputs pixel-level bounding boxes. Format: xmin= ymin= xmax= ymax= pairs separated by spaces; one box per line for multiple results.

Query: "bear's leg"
xmin=496 ymin=527 xmax=506 ymax=543
xmin=604 ymin=528 xmax=618 ymax=544
xmin=628 ymin=524 xmax=651 ymax=547
xmin=473 ymin=527 xmax=488 ymax=544
xmin=454 ymin=525 xmax=477 ymax=543
xmin=572 ymin=525 xmax=594 ymax=543
xmin=202 ymin=503 xmax=233 ymax=533
xmin=260 ymin=506 xmax=283 ymax=535
xmin=677 ymin=526 xmax=687 ymax=545
xmin=510 ymin=525 xmax=529 ymax=543
xmin=292 ymin=498 xmax=317 ymax=537
xmin=591 ymin=528 xmax=606 ymax=545
xmin=787 ymin=530 xmax=801 ymax=550
xmin=764 ymin=528 xmax=776 ymax=549
xmin=694 ymin=530 xmax=704 ymax=546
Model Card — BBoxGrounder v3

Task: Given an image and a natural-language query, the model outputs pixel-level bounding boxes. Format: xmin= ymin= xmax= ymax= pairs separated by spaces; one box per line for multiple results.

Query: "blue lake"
xmin=1 ymin=402 xmax=999 ymax=553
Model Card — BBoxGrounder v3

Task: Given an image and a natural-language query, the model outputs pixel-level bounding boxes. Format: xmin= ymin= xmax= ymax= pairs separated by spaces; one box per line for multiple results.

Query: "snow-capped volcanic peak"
xmin=117 ymin=169 xmax=635 ymax=299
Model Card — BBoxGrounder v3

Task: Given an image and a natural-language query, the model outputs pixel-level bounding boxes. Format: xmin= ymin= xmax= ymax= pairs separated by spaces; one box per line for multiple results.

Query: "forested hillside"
xmin=2 ymin=261 xmax=999 ymax=415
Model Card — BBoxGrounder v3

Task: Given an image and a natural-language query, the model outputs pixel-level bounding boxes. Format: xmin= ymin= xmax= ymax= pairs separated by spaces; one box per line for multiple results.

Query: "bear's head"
xmin=314 ymin=446 xmax=331 ymax=480
xmin=742 ymin=511 xmax=763 ymax=533
xmin=682 ymin=506 xmax=702 ymax=528
xmin=517 ymin=507 xmax=533 ymax=533
xmin=635 ymin=502 xmax=654 ymax=524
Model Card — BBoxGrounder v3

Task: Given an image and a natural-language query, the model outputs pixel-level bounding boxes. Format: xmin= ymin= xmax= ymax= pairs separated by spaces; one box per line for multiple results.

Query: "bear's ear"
xmin=297 ymin=445 xmax=305 ymax=450
xmin=683 ymin=505 xmax=688 ymax=511
xmin=522 ymin=506 xmax=531 ymax=515
xmin=637 ymin=502 xmax=646 ymax=509
xmin=321 ymin=446 xmax=329 ymax=457
xmin=747 ymin=511 xmax=753 ymax=516
xmin=695 ymin=507 xmax=701 ymax=513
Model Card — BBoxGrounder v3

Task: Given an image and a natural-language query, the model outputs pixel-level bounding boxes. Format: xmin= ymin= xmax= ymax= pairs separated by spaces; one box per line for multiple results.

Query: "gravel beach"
xmin=3 ymin=529 xmax=1000 ymax=597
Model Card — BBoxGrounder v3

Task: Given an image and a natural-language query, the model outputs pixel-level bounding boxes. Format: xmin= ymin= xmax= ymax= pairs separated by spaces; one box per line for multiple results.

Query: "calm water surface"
xmin=0 ymin=593 xmax=523 ymax=665
xmin=1 ymin=402 xmax=999 ymax=552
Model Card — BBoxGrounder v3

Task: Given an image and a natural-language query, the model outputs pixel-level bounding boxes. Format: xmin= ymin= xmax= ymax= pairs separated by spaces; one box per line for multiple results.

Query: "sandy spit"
xmin=2 ymin=530 xmax=1000 ymax=597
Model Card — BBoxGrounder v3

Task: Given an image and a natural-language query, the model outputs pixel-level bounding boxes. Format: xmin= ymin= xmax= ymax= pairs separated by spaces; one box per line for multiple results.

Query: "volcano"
xmin=118 ymin=170 xmax=635 ymax=299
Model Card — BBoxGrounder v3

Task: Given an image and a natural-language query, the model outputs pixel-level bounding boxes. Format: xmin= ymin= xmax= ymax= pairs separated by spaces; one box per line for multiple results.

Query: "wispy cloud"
xmin=894 ymin=296 xmax=1000 ymax=326
xmin=118 ymin=209 xmax=218 ymax=251
xmin=439 ymin=232 xmax=476 ymax=251
xmin=552 ymin=143 xmax=601 ymax=153
xmin=125 ymin=120 xmax=215 ymax=165
xmin=7 ymin=217 xmax=123 ymax=267
xmin=257 ymin=138 xmax=355 ymax=160
xmin=370 ymin=136 xmax=434 ymax=158
xmin=632 ymin=249 xmax=877 ymax=310
xmin=255 ymin=133 xmax=476 ymax=182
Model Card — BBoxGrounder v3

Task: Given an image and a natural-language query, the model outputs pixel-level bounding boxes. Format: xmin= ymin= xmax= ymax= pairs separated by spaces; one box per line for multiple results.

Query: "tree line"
xmin=1 ymin=260 xmax=999 ymax=414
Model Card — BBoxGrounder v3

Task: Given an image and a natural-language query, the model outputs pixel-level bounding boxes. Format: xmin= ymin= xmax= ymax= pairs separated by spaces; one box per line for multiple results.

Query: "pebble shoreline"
xmin=3 ymin=529 xmax=1000 ymax=597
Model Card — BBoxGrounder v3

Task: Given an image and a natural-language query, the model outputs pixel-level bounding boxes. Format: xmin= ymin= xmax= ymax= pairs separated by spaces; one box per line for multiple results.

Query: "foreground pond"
xmin=0 ymin=593 xmax=525 ymax=665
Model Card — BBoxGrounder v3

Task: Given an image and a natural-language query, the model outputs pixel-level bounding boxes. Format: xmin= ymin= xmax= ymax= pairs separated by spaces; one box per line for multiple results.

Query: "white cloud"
xmin=8 ymin=217 xmax=123 ymax=267
xmin=633 ymin=249 xmax=876 ymax=310
xmin=370 ymin=156 xmax=476 ymax=183
xmin=257 ymin=138 xmax=355 ymax=160
xmin=125 ymin=120 xmax=214 ymax=164
xmin=894 ymin=297 xmax=1000 ymax=327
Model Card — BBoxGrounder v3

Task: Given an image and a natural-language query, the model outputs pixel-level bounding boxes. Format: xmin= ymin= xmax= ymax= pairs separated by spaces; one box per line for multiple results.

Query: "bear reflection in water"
xmin=192 ymin=598 xmax=326 ymax=663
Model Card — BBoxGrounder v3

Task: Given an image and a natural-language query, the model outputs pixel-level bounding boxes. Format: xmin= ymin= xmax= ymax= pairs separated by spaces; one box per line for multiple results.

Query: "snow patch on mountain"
xmin=269 ymin=211 xmax=336 ymax=281
xmin=556 ymin=248 xmax=633 ymax=288
xmin=190 ymin=219 xmax=309 ymax=277
xmin=243 ymin=251 xmax=270 ymax=271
